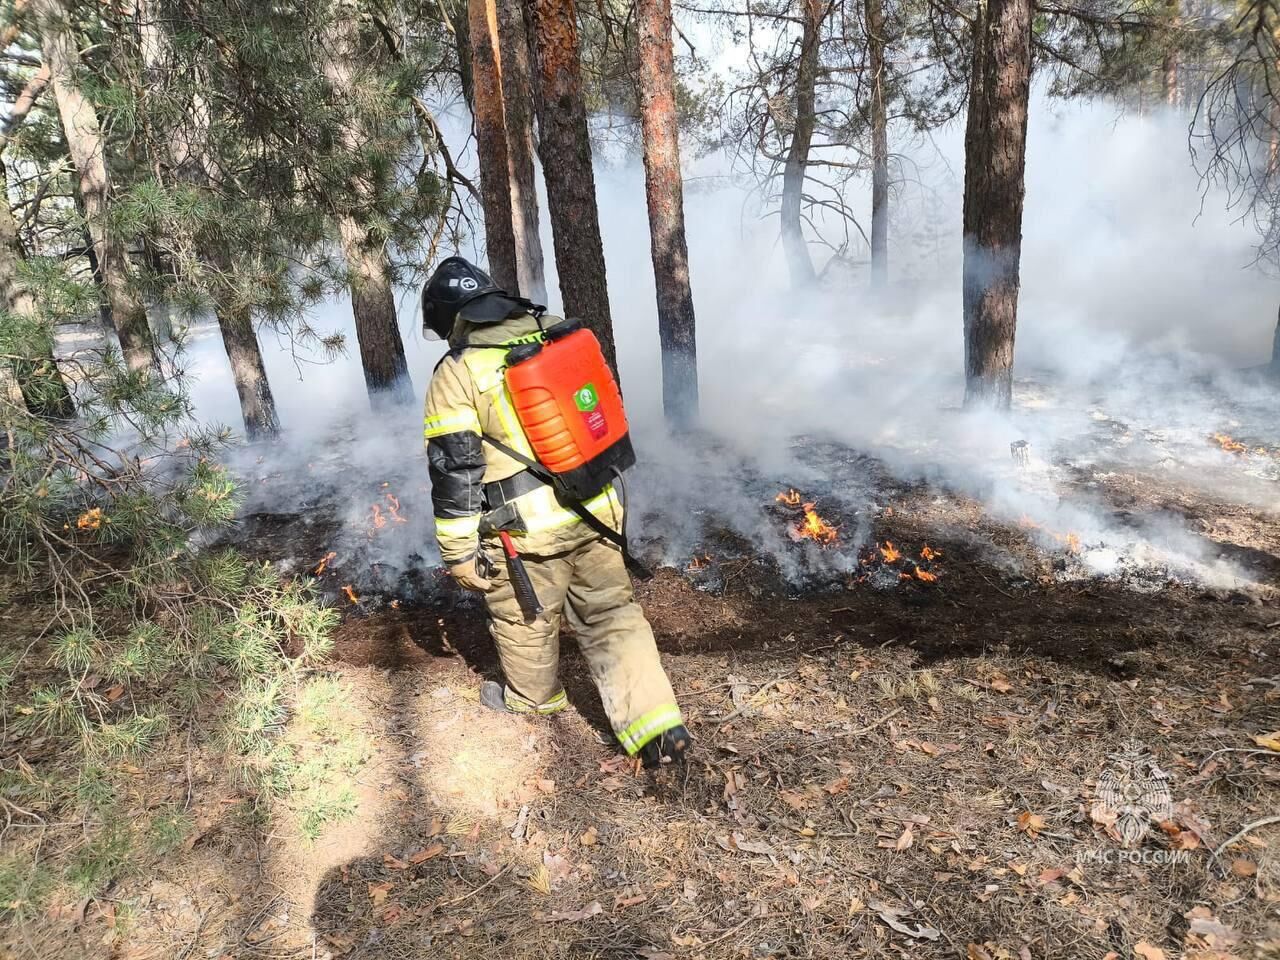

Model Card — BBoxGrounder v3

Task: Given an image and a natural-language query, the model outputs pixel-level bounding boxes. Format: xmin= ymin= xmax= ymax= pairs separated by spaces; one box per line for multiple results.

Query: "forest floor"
xmin=4 ymin=436 xmax=1279 ymax=960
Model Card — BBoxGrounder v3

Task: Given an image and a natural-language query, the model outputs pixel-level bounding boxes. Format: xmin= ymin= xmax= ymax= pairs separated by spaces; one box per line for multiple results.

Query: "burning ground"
xmin=0 ymin=376 xmax=1256 ymax=958
xmin=8 ymin=363 xmax=1280 ymax=958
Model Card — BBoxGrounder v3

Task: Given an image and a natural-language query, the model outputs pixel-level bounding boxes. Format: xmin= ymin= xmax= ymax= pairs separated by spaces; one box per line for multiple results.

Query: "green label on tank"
xmin=574 ymin=383 xmax=598 ymax=412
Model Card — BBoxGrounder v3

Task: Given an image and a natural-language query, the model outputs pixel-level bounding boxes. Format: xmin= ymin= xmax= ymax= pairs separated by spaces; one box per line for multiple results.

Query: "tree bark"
xmin=496 ymin=0 xmax=547 ymax=302
xmin=637 ymin=0 xmax=697 ymax=424
xmin=0 ymin=160 xmax=73 ymax=418
xmin=865 ymin=0 xmax=889 ymax=288
xmin=337 ymin=216 xmax=414 ymax=406
xmin=468 ymin=0 xmax=520 ymax=293
xmin=214 ymin=297 xmax=279 ymax=441
xmin=780 ymin=0 xmax=821 ymax=289
xmin=324 ymin=9 xmax=414 ymax=407
xmin=1161 ymin=0 xmax=1179 ymax=107
xmin=526 ymin=0 xmax=618 ymax=374
xmin=961 ymin=0 xmax=1032 ymax=409
xmin=36 ymin=0 xmax=157 ymax=374
xmin=1271 ymin=298 xmax=1280 ymax=375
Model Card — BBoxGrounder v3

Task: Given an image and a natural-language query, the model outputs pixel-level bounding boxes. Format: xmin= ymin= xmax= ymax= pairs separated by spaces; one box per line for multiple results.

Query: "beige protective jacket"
xmin=422 ymin=312 xmax=623 ymax=565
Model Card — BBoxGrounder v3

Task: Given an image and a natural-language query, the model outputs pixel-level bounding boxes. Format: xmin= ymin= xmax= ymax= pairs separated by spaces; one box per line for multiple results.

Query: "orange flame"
xmin=879 ymin=541 xmax=901 ymax=564
xmin=1211 ymin=432 xmax=1248 ymax=455
xmin=920 ymin=544 xmax=940 ymax=561
xmin=76 ymin=507 xmax=105 ymax=531
xmin=776 ymin=489 xmax=802 ymax=506
xmin=342 ymin=584 xmax=359 ymax=604
xmin=313 ymin=551 xmax=336 ymax=576
xmin=915 ymin=567 xmax=938 ymax=583
xmin=797 ymin=503 xmax=838 ymax=544
xmin=687 ymin=554 xmax=712 ymax=570
xmin=385 ymin=493 xmax=406 ymax=523
xmin=371 ymin=503 xmax=386 ymax=529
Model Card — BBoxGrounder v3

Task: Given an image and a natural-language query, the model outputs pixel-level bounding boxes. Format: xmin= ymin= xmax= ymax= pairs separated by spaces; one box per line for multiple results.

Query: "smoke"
xmin=183 ymin=95 xmax=1279 ymax=595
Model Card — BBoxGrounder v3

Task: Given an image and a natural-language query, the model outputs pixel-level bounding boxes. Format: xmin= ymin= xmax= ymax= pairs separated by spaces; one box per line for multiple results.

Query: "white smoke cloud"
xmin=179 ymin=94 xmax=1279 ymax=593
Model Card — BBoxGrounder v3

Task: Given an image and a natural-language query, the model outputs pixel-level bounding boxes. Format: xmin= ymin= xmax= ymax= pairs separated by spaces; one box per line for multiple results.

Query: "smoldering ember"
xmin=4 ymin=1 xmax=1280 ymax=959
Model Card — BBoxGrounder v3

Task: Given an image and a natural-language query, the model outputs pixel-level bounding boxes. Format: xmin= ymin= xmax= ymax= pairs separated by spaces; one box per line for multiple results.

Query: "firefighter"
xmin=420 ymin=256 xmax=690 ymax=767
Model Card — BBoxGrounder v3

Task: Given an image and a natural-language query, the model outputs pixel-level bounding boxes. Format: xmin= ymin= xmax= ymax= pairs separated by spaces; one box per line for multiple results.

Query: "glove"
xmin=448 ymin=556 xmax=491 ymax=592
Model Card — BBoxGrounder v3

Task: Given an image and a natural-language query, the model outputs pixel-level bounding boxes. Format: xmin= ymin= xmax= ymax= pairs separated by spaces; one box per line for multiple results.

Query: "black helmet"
xmin=421 ymin=256 xmax=531 ymax=339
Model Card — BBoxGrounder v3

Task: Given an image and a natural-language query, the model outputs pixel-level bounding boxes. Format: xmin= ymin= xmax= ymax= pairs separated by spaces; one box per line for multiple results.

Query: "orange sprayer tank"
xmin=503 ymin=322 xmax=635 ymax=499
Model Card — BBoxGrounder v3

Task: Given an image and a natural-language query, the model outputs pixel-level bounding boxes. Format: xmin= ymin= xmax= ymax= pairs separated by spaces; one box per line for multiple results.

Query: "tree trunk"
xmin=780 ymin=0 xmax=821 ymax=289
xmin=866 ymin=0 xmax=889 ymax=288
xmin=637 ymin=0 xmax=697 ymax=424
xmin=1271 ymin=298 xmax=1280 ymax=374
xmin=961 ymin=0 xmax=1031 ymax=409
xmin=36 ymin=0 xmax=157 ymax=374
xmin=497 ymin=0 xmax=547 ymax=302
xmin=451 ymin=0 xmax=476 ymax=111
xmin=0 ymin=161 xmax=73 ymax=418
xmin=526 ymin=0 xmax=618 ymax=374
xmin=1162 ymin=0 xmax=1179 ymax=107
xmin=323 ymin=8 xmax=415 ymax=407
xmin=468 ymin=0 xmax=520 ymax=292
xmin=337 ymin=216 xmax=415 ymax=406
xmin=215 ymin=299 xmax=279 ymax=441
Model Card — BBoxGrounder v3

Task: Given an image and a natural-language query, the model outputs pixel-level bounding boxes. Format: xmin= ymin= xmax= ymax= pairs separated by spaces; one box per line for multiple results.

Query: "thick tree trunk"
xmin=866 ymin=0 xmax=889 ymax=288
xmin=497 ymin=0 xmax=547 ymax=302
xmin=780 ymin=0 xmax=821 ymax=289
xmin=637 ymin=0 xmax=697 ymax=424
xmin=451 ymin=0 xmax=476 ymax=111
xmin=36 ymin=0 xmax=157 ymax=374
xmin=526 ymin=0 xmax=618 ymax=374
xmin=0 ymin=162 xmax=73 ymax=418
xmin=215 ymin=299 xmax=279 ymax=441
xmin=324 ymin=9 xmax=414 ymax=407
xmin=961 ymin=0 xmax=1031 ymax=409
xmin=337 ymin=216 xmax=414 ymax=406
xmin=468 ymin=0 xmax=520 ymax=292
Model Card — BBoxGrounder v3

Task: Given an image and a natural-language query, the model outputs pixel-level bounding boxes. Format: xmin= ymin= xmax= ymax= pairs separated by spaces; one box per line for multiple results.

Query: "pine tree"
xmin=637 ymin=0 xmax=697 ymax=423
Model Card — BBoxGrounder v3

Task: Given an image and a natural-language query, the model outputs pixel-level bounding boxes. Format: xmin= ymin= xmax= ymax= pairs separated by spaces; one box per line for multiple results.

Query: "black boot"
xmin=639 ymin=725 xmax=692 ymax=769
xmin=479 ymin=680 xmax=510 ymax=713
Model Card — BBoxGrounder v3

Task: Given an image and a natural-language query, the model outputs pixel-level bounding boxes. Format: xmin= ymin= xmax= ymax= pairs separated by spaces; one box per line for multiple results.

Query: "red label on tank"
xmin=582 ymin=409 xmax=608 ymax=439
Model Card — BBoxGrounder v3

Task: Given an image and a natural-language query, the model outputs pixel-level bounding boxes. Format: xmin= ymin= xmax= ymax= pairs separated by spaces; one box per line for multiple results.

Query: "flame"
xmin=342 ymin=584 xmax=359 ymax=604
xmin=1211 ymin=433 xmax=1248 ymax=455
xmin=76 ymin=507 xmax=105 ymax=531
xmin=687 ymin=554 xmax=712 ymax=570
xmin=776 ymin=489 xmax=802 ymax=506
xmin=370 ymin=492 xmax=407 ymax=531
xmin=313 ymin=551 xmax=336 ymax=575
xmin=915 ymin=567 xmax=938 ymax=583
xmin=879 ymin=541 xmax=901 ymax=564
xmin=385 ymin=493 xmax=406 ymax=523
xmin=797 ymin=503 xmax=838 ymax=544
xmin=1063 ymin=532 xmax=1081 ymax=554
xmin=920 ymin=544 xmax=940 ymax=561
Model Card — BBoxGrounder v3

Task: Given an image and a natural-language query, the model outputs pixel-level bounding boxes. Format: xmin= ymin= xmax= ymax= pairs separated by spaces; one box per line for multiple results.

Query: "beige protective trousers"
xmin=481 ymin=535 xmax=682 ymax=755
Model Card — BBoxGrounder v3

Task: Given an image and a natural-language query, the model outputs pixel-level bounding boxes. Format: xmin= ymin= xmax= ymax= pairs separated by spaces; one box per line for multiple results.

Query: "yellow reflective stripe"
xmin=521 ymin=486 xmax=621 ymax=534
xmin=493 ymin=386 xmax=535 ymax=458
xmin=423 ymin=409 xmax=481 ymax=438
xmin=435 ymin=514 xmax=480 ymax=539
xmin=505 ymin=688 xmax=568 ymax=715
xmin=617 ymin=703 xmax=684 ymax=755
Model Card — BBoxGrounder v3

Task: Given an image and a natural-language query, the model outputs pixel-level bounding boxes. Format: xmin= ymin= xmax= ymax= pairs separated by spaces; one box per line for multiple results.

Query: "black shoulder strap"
xmin=480 ymin=434 xmax=650 ymax=578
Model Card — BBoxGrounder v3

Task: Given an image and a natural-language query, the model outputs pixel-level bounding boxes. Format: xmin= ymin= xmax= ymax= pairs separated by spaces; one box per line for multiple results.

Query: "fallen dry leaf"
xmin=580 ymin=826 xmax=598 ymax=847
xmin=367 ymin=881 xmax=393 ymax=906
xmin=1133 ymin=942 xmax=1166 ymax=960
xmin=895 ymin=825 xmax=915 ymax=851
xmin=546 ymin=901 xmax=603 ymax=923
xmin=383 ymin=852 xmax=408 ymax=870
xmin=1229 ymin=858 xmax=1257 ymax=878
xmin=408 ymin=843 xmax=445 ymax=864
xmin=1253 ymin=731 xmax=1280 ymax=752
xmin=1017 ymin=812 xmax=1046 ymax=837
